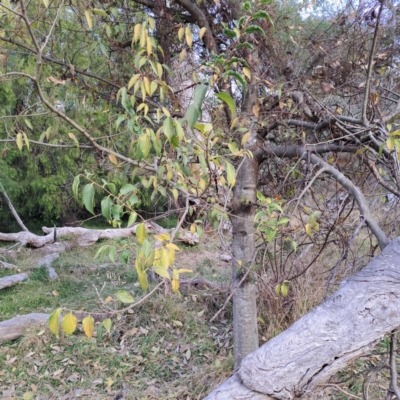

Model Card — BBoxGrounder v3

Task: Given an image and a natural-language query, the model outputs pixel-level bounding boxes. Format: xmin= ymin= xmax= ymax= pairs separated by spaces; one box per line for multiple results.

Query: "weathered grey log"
xmin=0 ymin=313 xmax=49 ymax=343
xmin=0 ymin=273 xmax=28 ymax=289
xmin=34 ymin=253 xmax=59 ymax=280
xmin=0 ymin=260 xmax=18 ymax=269
xmin=205 ymin=237 xmax=400 ymax=400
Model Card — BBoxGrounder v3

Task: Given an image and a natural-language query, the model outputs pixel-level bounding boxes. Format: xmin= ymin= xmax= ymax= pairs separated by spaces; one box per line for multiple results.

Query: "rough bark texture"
xmin=0 ymin=272 xmax=28 ymax=289
xmin=0 ymin=313 xmax=49 ymax=343
xmin=206 ymin=237 xmax=400 ymax=399
xmin=231 ymin=156 xmax=259 ymax=369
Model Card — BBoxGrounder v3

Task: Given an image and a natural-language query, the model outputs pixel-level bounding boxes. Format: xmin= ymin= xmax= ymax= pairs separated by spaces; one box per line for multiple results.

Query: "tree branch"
xmin=361 ymin=1 xmax=384 ymax=126
xmin=0 ymin=182 xmax=29 ymax=232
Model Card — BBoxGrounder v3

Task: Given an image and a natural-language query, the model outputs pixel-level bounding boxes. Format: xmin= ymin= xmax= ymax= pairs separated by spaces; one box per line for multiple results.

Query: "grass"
xmin=0 ymin=239 xmax=233 ymax=399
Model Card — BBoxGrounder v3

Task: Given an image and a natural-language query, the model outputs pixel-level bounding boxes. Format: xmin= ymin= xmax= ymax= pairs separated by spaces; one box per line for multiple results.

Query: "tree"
xmin=2 ymin=0 xmax=400 ymax=397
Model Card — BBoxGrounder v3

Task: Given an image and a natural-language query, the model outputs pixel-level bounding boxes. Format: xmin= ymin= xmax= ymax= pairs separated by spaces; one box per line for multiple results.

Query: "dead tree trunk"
xmin=205 ymin=237 xmax=400 ymax=399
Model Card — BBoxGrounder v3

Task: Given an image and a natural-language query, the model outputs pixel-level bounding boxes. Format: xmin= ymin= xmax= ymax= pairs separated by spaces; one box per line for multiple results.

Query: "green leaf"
xmin=48 ymin=308 xmax=62 ymax=337
xmin=223 ymin=28 xmax=237 ymax=39
xmin=216 ymin=92 xmax=236 ymax=118
xmin=23 ymin=118 xmax=33 ymax=130
xmin=163 ymin=116 xmax=175 ymax=140
xmin=193 ymin=84 xmax=208 ymax=111
xmin=92 ymin=8 xmax=108 ymax=17
xmin=138 ymin=133 xmax=151 ymax=159
xmin=101 ymin=196 xmax=112 ymax=220
xmin=236 ymin=42 xmax=254 ymax=51
xmin=154 ymin=264 xmax=170 ymax=279
xmin=244 ymin=25 xmax=266 ymax=37
xmin=116 ymin=290 xmax=135 ymax=303
xmin=277 ymin=217 xmax=290 ymax=225
xmin=72 ymin=175 xmax=80 ymax=198
xmin=127 ymin=211 xmax=137 ymax=227
xmin=226 ymin=71 xmax=246 ymax=99
xmin=252 ymin=10 xmax=272 ymax=22
xmin=120 ymin=184 xmax=136 ymax=195
xmin=82 ymin=184 xmax=95 ymax=215
xmin=102 ymin=318 xmax=112 ymax=333
xmin=185 ymin=104 xmax=200 ymax=129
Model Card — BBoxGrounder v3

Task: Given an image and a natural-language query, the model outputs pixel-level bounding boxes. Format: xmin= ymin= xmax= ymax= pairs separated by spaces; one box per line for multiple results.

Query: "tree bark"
xmin=231 ymin=156 xmax=260 ymax=369
xmin=205 ymin=237 xmax=400 ymax=399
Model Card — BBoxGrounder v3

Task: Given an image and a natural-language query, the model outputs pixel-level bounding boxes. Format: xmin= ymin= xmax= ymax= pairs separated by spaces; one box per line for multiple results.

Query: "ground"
xmin=0 ymin=236 xmax=232 ymax=400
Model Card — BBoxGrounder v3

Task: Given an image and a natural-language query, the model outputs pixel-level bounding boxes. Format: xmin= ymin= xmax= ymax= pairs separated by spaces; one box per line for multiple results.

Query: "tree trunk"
xmin=205 ymin=237 xmax=400 ymax=399
xmin=231 ymin=156 xmax=259 ymax=369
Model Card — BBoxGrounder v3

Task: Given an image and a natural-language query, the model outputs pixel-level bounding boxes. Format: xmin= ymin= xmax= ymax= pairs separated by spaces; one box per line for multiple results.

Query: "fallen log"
xmin=0 ymin=273 xmax=28 ymax=289
xmin=0 ymin=313 xmax=49 ymax=343
xmin=204 ymin=237 xmax=400 ymax=399
xmin=0 ymin=260 xmax=18 ymax=269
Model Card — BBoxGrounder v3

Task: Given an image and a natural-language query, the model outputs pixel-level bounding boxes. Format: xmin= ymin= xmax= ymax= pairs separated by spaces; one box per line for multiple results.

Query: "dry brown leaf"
xmin=46 ymin=76 xmax=66 ymax=85
xmin=321 ymin=82 xmax=335 ymax=93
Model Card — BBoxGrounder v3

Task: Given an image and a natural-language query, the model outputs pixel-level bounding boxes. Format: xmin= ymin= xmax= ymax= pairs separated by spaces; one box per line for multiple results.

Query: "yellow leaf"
xmin=199 ymin=27 xmax=207 ymax=41
xmin=176 ymin=268 xmax=192 ymax=274
xmin=146 ymin=36 xmax=152 ymax=55
xmin=136 ymin=223 xmax=146 ymax=244
xmin=179 ymin=49 xmax=186 ymax=62
xmin=281 ymin=283 xmax=289 ymax=297
xmin=243 ymin=67 xmax=251 ymax=81
xmin=148 ymin=17 xmax=155 ymax=30
xmin=150 ymin=81 xmax=158 ymax=95
xmin=230 ymin=117 xmax=239 ymax=129
xmin=275 ymin=284 xmax=281 ymax=296
xmin=68 ymin=132 xmax=77 ymax=141
xmin=172 ymin=278 xmax=180 ymax=293
xmin=48 ymin=308 xmax=62 ymax=337
xmin=22 ymin=132 xmax=30 ymax=150
xmin=234 ymin=27 xmax=241 ymax=38
xmin=84 ymin=10 xmax=93 ymax=30
xmin=52 ymin=290 xmax=59 ymax=296
xmin=138 ymin=270 xmax=148 ymax=290
xmin=166 ymin=243 xmax=180 ymax=251
xmin=143 ymin=76 xmax=151 ymax=95
xmin=42 ymin=0 xmax=49 ymax=8
xmin=190 ymin=223 xmax=196 ymax=234
xmin=387 ymin=138 xmax=395 ymax=151
xmin=225 ymin=161 xmax=236 ymax=187
xmin=128 ymin=74 xmax=140 ymax=89
xmin=140 ymin=28 xmax=147 ymax=48
xmin=162 ymin=107 xmax=170 ymax=117
xmin=305 ymin=223 xmax=311 ymax=236
xmin=156 ymin=62 xmax=163 ymax=78
xmin=252 ymin=104 xmax=260 ymax=118
xmin=82 ymin=315 xmax=95 ymax=339
xmin=133 ymin=23 xmax=142 ymax=43
xmin=185 ymin=27 xmax=193 ymax=48
xmin=109 ymin=154 xmax=118 ymax=165
xmin=62 ymin=312 xmax=77 ymax=336
xmin=241 ymin=131 xmax=251 ymax=145
xmin=16 ymin=132 xmax=23 ymax=151
xmin=104 ymin=296 xmax=113 ymax=304
xmin=141 ymin=82 xmax=146 ymax=101
xmin=178 ymin=27 xmax=185 ymax=41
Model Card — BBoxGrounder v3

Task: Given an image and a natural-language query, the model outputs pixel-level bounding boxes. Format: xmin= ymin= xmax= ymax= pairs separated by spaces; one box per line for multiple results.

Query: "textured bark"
xmin=0 ymin=273 xmax=28 ymax=289
xmin=205 ymin=237 xmax=400 ymax=399
xmin=0 ymin=313 xmax=48 ymax=343
xmin=231 ymin=156 xmax=259 ymax=369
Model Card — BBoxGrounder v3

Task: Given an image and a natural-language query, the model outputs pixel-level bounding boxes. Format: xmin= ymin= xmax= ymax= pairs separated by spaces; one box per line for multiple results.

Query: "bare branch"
xmin=0 ymin=182 xmax=29 ymax=232
xmin=361 ymin=1 xmax=384 ymax=126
